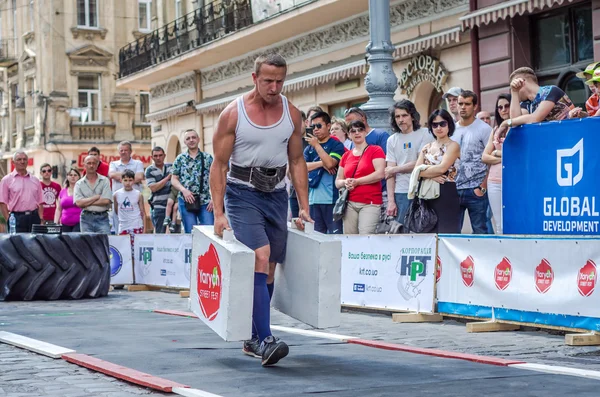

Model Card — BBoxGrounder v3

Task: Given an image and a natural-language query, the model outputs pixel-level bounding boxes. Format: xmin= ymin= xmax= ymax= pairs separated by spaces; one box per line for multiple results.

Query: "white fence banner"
xmin=108 ymin=235 xmax=134 ymax=285
xmin=437 ymin=235 xmax=600 ymax=331
xmin=340 ymin=234 xmax=437 ymax=313
xmin=133 ymin=235 xmax=193 ymax=288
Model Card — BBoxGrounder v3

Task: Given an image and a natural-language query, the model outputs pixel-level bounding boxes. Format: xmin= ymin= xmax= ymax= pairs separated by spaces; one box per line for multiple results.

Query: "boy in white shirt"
xmin=114 ymin=170 xmax=146 ymax=238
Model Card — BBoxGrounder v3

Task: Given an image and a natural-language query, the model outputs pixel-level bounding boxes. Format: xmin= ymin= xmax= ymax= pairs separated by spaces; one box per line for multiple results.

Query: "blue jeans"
xmin=394 ymin=193 xmax=411 ymax=225
xmin=80 ymin=211 xmax=111 ymax=234
xmin=151 ymin=208 xmax=166 ymax=234
xmin=310 ymin=204 xmax=342 ymax=234
xmin=457 ymin=188 xmax=490 ymax=234
xmin=178 ymin=197 xmax=214 ymax=233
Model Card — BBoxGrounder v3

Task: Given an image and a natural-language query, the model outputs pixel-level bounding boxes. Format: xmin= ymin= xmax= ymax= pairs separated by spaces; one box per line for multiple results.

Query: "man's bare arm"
xmin=0 ymin=203 xmax=8 ymax=221
xmin=210 ymin=102 xmax=237 ymax=227
xmin=75 ymin=195 xmax=100 ymax=208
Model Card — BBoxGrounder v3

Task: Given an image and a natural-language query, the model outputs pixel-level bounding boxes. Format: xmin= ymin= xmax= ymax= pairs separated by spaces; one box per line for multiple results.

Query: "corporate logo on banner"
xmin=503 ymin=119 xmax=600 ymax=235
xmin=578 ymin=260 xmax=597 ymax=297
xmin=494 ymin=257 xmax=512 ymax=291
xmin=197 ymin=244 xmax=222 ymax=321
xmin=460 ymin=256 xmax=475 ymax=287
xmin=184 ymin=245 xmax=192 ymax=281
xmin=138 ymin=246 xmax=153 ymax=276
xmin=535 ymin=259 xmax=554 ymax=294
xmin=395 ymin=247 xmax=432 ymax=301
xmin=109 ymin=246 xmax=123 ymax=277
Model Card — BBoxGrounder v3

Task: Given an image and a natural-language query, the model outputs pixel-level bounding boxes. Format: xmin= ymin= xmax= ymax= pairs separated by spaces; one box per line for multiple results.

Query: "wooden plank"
xmin=392 ymin=313 xmax=443 ymax=323
xmin=565 ymin=332 xmax=600 ymax=346
xmin=342 ymin=304 xmax=413 ymax=315
xmin=442 ymin=313 xmax=589 ymax=333
xmin=466 ymin=321 xmax=520 ymax=333
xmin=0 ymin=331 xmax=75 ymax=359
xmin=126 ymin=285 xmax=152 ymax=292
xmin=180 ymin=290 xmax=190 ymax=298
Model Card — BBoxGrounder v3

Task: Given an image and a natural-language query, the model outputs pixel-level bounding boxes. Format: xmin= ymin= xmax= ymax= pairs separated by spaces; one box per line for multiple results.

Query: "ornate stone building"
xmin=117 ymin=0 xmax=472 ymax=159
xmin=0 ymin=0 xmax=152 ymax=180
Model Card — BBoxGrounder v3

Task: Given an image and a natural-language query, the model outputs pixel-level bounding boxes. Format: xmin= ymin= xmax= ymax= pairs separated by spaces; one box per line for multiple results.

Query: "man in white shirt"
xmin=108 ymin=141 xmax=144 ymax=232
xmin=385 ymin=100 xmax=433 ymax=223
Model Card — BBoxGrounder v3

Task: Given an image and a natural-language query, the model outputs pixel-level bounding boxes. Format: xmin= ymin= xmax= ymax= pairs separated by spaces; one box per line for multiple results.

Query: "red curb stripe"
xmin=153 ymin=309 xmax=198 ymax=318
xmin=62 ymin=353 xmax=190 ymax=392
xmin=348 ymin=339 xmax=525 ymax=367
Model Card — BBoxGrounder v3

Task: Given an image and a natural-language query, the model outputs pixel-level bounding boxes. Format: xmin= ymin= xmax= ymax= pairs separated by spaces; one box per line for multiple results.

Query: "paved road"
xmin=1 ymin=290 xmax=600 ymax=396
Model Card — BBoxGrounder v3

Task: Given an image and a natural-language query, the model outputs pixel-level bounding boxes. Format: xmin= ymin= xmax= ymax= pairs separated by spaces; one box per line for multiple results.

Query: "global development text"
xmin=543 ymin=197 xmax=600 ymax=232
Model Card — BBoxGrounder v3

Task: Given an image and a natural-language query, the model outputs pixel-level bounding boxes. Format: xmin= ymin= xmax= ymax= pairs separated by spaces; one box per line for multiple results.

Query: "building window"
xmin=138 ymin=0 xmax=152 ymax=32
xmin=77 ymin=0 xmax=98 ymax=28
xmin=78 ymin=75 xmax=101 ymax=122
xmin=532 ymin=4 xmax=593 ymax=71
xmin=139 ymin=92 xmax=150 ymax=122
xmin=175 ymin=0 xmax=183 ymax=20
xmin=328 ymin=99 xmax=368 ymax=120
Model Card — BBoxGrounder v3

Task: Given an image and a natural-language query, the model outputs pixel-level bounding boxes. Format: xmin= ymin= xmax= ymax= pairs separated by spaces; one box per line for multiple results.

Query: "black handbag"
xmin=375 ymin=216 xmax=404 ymax=234
xmin=332 ymin=146 xmax=368 ymax=222
xmin=403 ymin=179 xmax=437 ymax=233
xmin=184 ymin=152 xmax=205 ymax=213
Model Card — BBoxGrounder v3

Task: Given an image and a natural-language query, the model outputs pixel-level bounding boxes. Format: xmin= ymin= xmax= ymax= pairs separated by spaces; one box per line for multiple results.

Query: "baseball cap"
xmin=585 ymin=69 xmax=600 ymax=85
xmin=576 ymin=62 xmax=600 ymax=79
xmin=442 ymin=87 xmax=462 ymax=99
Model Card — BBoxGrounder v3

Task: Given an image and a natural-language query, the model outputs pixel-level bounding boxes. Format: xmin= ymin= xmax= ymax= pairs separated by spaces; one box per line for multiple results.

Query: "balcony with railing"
xmin=133 ymin=122 xmax=152 ymax=141
xmin=71 ymin=122 xmax=116 ymax=141
xmin=119 ymin=0 xmax=253 ymax=79
xmin=0 ymin=39 xmax=18 ymax=67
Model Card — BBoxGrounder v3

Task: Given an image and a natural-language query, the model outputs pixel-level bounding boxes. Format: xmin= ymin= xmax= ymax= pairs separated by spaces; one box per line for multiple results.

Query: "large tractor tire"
xmin=0 ymin=233 xmax=110 ymax=301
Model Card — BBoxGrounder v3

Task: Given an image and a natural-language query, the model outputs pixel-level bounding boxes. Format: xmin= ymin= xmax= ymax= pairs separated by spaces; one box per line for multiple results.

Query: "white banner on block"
xmin=437 ymin=236 xmax=600 ymax=330
xmin=108 ymin=235 xmax=134 ymax=285
xmin=189 ymin=226 xmax=255 ymax=341
xmin=340 ymin=234 xmax=437 ymax=313
xmin=133 ymin=235 xmax=193 ymax=288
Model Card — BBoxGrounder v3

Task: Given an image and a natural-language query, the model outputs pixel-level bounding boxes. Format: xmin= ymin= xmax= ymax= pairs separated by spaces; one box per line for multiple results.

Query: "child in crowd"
xmin=114 ymin=170 xmax=146 ymax=240
xmin=586 ymin=69 xmax=600 ymax=117
xmin=162 ymin=186 xmax=181 ymax=233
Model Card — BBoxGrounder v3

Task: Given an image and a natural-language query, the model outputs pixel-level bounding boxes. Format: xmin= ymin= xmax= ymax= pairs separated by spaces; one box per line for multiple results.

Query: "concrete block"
xmin=189 ymin=226 xmax=255 ymax=342
xmin=273 ymin=228 xmax=342 ymax=329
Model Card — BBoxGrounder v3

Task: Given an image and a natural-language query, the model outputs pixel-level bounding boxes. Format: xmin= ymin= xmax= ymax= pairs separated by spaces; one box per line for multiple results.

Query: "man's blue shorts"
xmin=225 ymin=183 xmax=288 ymax=264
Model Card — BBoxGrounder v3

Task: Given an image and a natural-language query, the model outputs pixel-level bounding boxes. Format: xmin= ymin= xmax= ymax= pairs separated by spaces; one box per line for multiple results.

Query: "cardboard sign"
xmin=189 ymin=226 xmax=255 ymax=341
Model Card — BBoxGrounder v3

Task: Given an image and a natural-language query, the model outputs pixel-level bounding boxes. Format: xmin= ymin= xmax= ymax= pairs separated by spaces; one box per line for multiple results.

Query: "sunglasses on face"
xmin=349 ymin=128 xmax=365 ymax=134
xmin=310 ymin=123 xmax=323 ymax=129
xmin=431 ymin=121 xmax=448 ymax=129
xmin=497 ymin=104 xmax=510 ymax=111
xmin=41 ymin=169 xmax=52 ymax=173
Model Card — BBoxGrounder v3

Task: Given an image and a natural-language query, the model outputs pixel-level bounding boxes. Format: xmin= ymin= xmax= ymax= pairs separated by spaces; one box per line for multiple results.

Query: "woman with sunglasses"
xmin=482 ymin=93 xmax=510 ymax=234
xmin=335 ymin=120 xmax=385 ymax=234
xmin=54 ymin=168 xmax=82 ymax=232
xmin=414 ymin=109 xmax=461 ymax=233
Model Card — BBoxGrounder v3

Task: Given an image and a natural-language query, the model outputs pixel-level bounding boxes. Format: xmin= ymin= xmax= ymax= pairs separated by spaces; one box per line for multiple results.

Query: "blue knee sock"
xmin=252 ymin=273 xmax=272 ymax=343
xmin=267 ymin=282 xmax=274 ymax=301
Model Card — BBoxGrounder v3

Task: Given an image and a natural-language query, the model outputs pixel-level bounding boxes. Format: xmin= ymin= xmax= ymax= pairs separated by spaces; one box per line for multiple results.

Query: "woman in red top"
xmin=335 ymin=120 xmax=385 ymax=234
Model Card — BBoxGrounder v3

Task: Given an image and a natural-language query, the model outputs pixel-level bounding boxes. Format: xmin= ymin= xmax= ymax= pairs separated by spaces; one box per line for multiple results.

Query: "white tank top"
xmin=229 ymin=93 xmax=294 ymax=168
xmin=115 ymin=188 xmax=143 ymax=233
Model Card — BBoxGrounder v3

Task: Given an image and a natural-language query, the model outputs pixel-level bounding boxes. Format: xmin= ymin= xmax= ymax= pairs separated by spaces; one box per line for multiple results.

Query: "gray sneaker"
xmin=242 ymin=338 xmax=261 ymax=358
xmin=260 ymin=336 xmax=289 ymax=366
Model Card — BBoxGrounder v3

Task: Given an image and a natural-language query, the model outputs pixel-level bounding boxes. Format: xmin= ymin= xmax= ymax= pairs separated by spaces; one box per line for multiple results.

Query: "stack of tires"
xmin=0 ymin=234 xmax=111 ymax=301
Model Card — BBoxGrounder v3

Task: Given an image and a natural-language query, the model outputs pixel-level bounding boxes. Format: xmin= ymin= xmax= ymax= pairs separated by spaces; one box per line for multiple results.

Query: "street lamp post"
xmin=361 ymin=0 xmax=398 ymax=132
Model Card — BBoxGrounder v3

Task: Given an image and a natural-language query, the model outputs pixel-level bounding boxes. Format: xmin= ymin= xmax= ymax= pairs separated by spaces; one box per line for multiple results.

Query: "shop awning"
xmin=145 ymin=100 xmax=195 ymax=122
xmin=195 ymin=60 xmax=367 ymax=114
xmin=460 ymin=0 xmax=574 ymax=30
xmin=393 ymin=27 xmax=462 ymax=59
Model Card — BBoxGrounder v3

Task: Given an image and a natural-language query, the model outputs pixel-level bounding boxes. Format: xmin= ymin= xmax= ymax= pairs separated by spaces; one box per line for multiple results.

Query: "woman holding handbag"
xmin=335 ymin=120 xmax=385 ymax=234
xmin=414 ymin=109 xmax=461 ymax=233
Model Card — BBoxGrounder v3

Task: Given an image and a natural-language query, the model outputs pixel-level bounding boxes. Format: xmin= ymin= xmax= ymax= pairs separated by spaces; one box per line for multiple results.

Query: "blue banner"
xmin=503 ymin=117 xmax=600 ymax=235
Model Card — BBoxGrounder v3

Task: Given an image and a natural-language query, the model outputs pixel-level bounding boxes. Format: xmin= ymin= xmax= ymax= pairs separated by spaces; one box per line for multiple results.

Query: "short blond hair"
xmin=509 ymin=67 xmax=538 ymax=84
xmin=331 ymin=117 xmax=348 ymax=132
xmin=254 ymin=52 xmax=287 ymax=75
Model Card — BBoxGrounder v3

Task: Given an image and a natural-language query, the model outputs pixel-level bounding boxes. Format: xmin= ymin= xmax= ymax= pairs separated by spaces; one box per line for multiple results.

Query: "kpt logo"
xmin=184 ymin=246 xmax=192 ymax=281
xmin=197 ymin=243 xmax=222 ymax=321
xmin=109 ymin=246 xmax=122 ymax=277
xmin=494 ymin=257 xmax=512 ymax=291
xmin=395 ymin=254 xmax=431 ymax=301
xmin=138 ymin=246 xmax=154 ymax=276
xmin=535 ymin=259 xmax=554 ymax=294
xmin=556 ymin=138 xmax=583 ymax=187
xmin=578 ymin=260 xmax=596 ymax=297
xmin=460 ymin=256 xmax=475 ymax=287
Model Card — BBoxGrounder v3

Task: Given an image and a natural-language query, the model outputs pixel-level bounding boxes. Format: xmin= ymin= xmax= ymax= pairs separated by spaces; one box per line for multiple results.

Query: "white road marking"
xmin=510 ymin=363 xmax=600 ymax=380
xmin=271 ymin=325 xmax=357 ymax=341
xmin=173 ymin=387 xmax=224 ymax=397
xmin=0 ymin=331 xmax=75 ymax=359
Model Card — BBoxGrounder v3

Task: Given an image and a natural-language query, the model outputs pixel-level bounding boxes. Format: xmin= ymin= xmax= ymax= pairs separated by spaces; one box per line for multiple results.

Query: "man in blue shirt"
xmin=304 ymin=111 xmax=345 ymax=234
